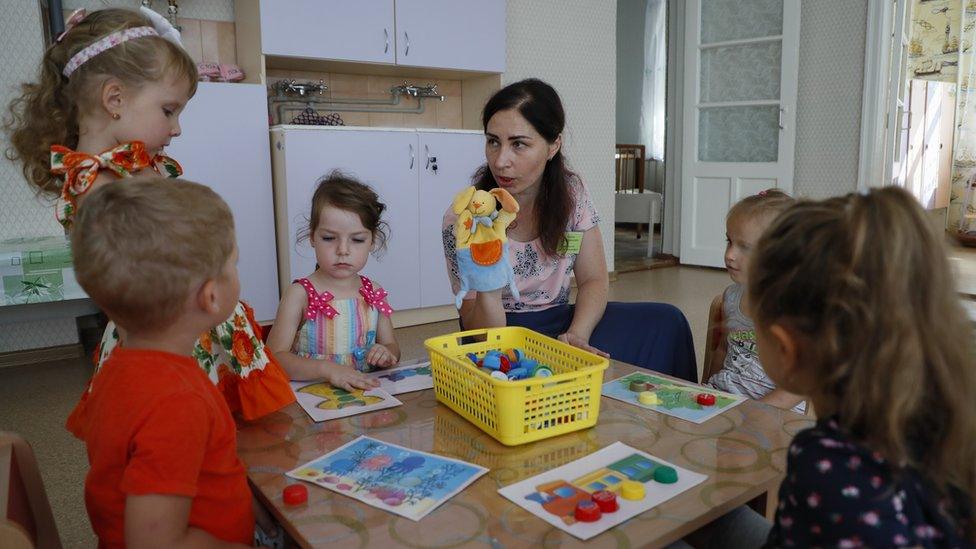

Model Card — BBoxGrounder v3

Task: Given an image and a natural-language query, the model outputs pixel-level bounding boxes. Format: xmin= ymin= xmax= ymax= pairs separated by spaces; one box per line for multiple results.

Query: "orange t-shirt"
xmin=81 ymin=348 xmax=253 ymax=547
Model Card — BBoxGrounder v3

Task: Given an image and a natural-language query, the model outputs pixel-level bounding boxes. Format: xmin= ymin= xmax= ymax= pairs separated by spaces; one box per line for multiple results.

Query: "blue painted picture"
xmin=286 ymin=435 xmax=488 ymax=521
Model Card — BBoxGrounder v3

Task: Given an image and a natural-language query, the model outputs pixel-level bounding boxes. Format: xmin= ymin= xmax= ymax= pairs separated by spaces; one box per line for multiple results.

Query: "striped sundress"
xmin=291 ymin=276 xmax=393 ymax=372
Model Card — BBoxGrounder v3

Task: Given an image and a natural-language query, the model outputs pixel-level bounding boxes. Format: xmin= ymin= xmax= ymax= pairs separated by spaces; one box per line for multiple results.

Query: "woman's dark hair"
xmin=299 ymin=170 xmax=389 ymax=253
xmin=474 ymin=78 xmax=575 ymax=257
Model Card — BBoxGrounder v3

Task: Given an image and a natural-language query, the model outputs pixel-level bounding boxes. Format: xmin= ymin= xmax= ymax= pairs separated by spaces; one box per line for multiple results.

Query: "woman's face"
xmin=485 ymin=108 xmax=560 ymax=198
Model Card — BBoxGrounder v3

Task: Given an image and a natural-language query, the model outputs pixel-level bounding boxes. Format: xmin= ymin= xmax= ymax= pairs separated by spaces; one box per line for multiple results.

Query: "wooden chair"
xmin=700 ymin=294 xmax=725 ymax=384
xmin=0 ymin=432 xmax=61 ymax=549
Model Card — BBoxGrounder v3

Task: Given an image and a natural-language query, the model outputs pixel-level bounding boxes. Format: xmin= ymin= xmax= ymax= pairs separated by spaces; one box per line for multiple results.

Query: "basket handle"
xmin=442 ymin=326 xmax=520 ymax=347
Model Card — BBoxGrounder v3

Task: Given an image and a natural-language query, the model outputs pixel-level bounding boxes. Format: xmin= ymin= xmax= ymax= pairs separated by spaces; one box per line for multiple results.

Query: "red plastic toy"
xmin=283 ymin=483 xmax=308 ymax=505
xmin=591 ymin=490 xmax=619 ymax=513
xmin=574 ymin=500 xmax=602 ymax=522
xmin=696 ymin=393 xmax=716 ymax=406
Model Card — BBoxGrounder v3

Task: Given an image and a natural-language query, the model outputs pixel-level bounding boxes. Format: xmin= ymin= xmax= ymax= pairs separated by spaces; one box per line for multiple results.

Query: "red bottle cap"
xmin=283 ymin=483 xmax=308 ymax=505
xmin=498 ymin=355 xmax=512 ymax=373
xmin=574 ymin=499 xmax=603 ymax=522
xmin=697 ymin=393 xmax=717 ymax=406
xmin=591 ymin=490 xmax=619 ymax=512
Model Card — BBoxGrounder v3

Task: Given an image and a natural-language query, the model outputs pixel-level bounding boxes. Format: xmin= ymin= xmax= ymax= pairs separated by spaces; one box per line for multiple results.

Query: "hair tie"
xmin=56 ymin=8 xmax=87 ymax=43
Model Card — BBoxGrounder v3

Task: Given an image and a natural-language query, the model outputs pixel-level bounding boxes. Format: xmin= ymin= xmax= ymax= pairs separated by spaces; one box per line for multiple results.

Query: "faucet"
xmin=274 ymin=79 xmax=328 ymax=97
xmin=140 ymin=1 xmax=181 ymax=31
xmin=391 ymin=83 xmax=445 ymax=102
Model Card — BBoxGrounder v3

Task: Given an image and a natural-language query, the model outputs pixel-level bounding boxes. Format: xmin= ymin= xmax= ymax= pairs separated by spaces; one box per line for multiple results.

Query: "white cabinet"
xmin=259 ymin=0 xmax=395 ymax=64
xmin=257 ymin=0 xmax=505 ymax=72
xmin=395 ymin=0 xmax=506 ymax=73
xmin=271 ymin=127 xmax=485 ymax=311
xmin=416 ymin=131 xmax=486 ymax=307
xmin=166 ymin=83 xmax=279 ymax=321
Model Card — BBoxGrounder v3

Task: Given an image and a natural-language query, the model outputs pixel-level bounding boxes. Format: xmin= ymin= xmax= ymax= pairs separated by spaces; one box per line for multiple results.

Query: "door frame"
xmin=858 ymin=0 xmax=900 ymax=191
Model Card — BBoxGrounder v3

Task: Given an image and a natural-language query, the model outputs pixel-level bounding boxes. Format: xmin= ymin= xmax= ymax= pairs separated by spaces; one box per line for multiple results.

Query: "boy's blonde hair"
xmin=727 ymin=188 xmax=794 ymax=229
xmin=72 ymin=177 xmax=234 ymax=333
xmin=748 ymin=187 xmax=976 ymax=538
xmin=4 ymin=8 xmax=198 ymax=196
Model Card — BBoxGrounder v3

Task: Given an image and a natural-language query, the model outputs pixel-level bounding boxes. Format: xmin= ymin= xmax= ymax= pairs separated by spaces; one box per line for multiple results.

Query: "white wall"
xmin=0 ymin=3 xmax=79 ymax=352
xmin=793 ymin=0 xmax=868 ymax=198
xmin=616 ymin=0 xmax=645 ymax=145
xmin=505 ymin=0 xmax=617 ymax=267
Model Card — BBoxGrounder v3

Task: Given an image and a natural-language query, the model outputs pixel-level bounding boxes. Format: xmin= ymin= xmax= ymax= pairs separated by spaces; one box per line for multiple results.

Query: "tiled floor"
xmin=0 ymin=265 xmax=728 ymax=546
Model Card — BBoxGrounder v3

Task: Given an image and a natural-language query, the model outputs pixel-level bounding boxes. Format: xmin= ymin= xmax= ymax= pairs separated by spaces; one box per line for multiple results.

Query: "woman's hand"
xmin=326 ymin=364 xmax=379 ymax=391
xmin=558 ymin=332 xmax=610 ymax=358
xmin=366 ymin=344 xmax=397 ymax=369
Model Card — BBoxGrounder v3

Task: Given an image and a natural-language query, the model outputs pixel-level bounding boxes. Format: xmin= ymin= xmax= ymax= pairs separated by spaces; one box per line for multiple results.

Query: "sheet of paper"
xmin=287 ymin=435 xmax=488 ymax=521
xmin=498 ymin=442 xmax=706 ymax=540
xmin=366 ymin=360 xmax=434 ymax=395
xmin=601 ymin=372 xmax=746 ymax=424
xmin=291 ymin=380 xmax=401 ymax=422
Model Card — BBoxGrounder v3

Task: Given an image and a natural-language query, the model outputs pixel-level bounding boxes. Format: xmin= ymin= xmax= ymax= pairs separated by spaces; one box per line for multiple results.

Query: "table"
xmin=237 ymin=361 xmax=813 ymax=548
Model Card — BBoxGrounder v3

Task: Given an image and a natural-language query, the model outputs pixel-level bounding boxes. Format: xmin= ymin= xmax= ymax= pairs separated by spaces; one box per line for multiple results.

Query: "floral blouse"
xmin=766 ymin=417 xmax=970 ymax=548
xmin=442 ymin=177 xmax=601 ymax=313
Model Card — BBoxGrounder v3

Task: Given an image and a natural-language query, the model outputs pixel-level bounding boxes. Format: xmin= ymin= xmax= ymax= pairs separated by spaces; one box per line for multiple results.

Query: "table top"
xmin=237 ymin=361 xmax=813 ymax=548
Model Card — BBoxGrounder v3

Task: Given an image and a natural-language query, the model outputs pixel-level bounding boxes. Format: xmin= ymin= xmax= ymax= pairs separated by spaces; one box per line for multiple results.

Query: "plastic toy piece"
xmin=629 ymin=380 xmax=648 ymax=392
xmin=467 ymin=352 xmax=480 ymax=366
xmin=573 ymin=500 xmax=602 ymax=522
xmin=507 ymin=367 xmax=528 ymax=380
xmin=638 ymin=391 xmax=660 ymax=406
xmin=532 ymin=366 xmax=553 ymax=378
xmin=653 ymin=465 xmax=678 ymax=484
xmin=591 ymin=490 xmax=619 ymax=513
xmin=283 ymin=484 xmax=308 ymax=505
xmin=482 ymin=354 xmax=502 ymax=370
xmin=521 ymin=358 xmax=539 ymax=372
xmin=498 ymin=355 xmax=512 ymax=373
xmin=696 ymin=393 xmax=717 ymax=406
xmin=619 ymin=480 xmax=645 ymax=501
xmin=490 ymin=370 xmax=508 ymax=381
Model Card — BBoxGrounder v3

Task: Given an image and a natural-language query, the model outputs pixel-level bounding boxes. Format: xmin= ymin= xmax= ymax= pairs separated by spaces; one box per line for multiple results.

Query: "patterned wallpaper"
xmin=505 ymin=0 xmax=617 ymax=267
xmin=62 ymin=0 xmax=234 ymax=22
xmin=793 ymin=0 xmax=868 ymax=199
xmin=0 ymin=2 xmax=79 ymax=352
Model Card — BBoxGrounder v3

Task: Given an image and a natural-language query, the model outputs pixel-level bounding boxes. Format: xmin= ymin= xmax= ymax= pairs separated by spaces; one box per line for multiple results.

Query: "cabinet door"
xmin=394 ymin=0 xmax=505 ymax=72
xmin=165 ymin=83 xmax=279 ymax=321
xmin=260 ymin=0 xmax=395 ymax=64
xmin=417 ymin=132 xmax=487 ymax=307
xmin=280 ymin=129 xmax=422 ymax=310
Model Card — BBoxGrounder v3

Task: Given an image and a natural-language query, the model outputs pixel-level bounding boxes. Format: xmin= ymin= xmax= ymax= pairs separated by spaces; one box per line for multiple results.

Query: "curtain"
xmin=951 ymin=4 xmax=976 ymax=238
xmin=639 ymin=0 xmax=666 ymax=160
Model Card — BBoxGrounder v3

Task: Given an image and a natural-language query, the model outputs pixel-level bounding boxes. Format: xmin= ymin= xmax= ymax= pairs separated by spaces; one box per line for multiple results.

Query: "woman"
xmin=442 ymin=79 xmax=696 ymax=381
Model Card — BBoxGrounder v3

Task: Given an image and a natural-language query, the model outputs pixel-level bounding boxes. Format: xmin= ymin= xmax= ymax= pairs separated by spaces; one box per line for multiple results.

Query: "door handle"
xmin=409 ymin=144 xmax=414 ymax=169
xmin=404 ymin=31 xmax=410 ymax=56
xmin=777 ymin=107 xmax=785 ymax=130
xmin=384 ymin=28 xmax=389 ymax=54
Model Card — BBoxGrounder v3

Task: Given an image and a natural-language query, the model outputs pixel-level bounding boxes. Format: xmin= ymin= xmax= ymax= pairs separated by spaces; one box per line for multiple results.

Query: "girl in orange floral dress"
xmin=5 ymin=8 xmax=294 ymax=432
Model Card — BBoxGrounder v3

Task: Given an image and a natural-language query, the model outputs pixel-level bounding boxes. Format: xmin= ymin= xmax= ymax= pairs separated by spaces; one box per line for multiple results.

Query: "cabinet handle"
xmin=384 ymin=28 xmax=389 ymax=54
xmin=409 ymin=144 xmax=414 ymax=169
xmin=404 ymin=31 xmax=410 ymax=56
xmin=424 ymin=145 xmax=430 ymax=169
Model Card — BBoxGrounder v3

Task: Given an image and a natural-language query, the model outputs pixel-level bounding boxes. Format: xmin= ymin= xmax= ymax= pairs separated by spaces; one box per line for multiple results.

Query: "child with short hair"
xmin=751 ymin=187 xmax=975 ymax=546
xmin=705 ymin=189 xmax=805 ymax=411
xmin=268 ymin=171 xmax=400 ymax=390
xmin=72 ymin=177 xmax=253 ymax=547
xmin=4 ymin=7 xmax=293 ymax=425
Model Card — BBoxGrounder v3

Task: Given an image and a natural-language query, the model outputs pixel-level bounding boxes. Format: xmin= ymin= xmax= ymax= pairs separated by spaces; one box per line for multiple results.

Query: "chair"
xmin=0 ymin=432 xmax=61 ymax=549
xmin=700 ymin=294 xmax=725 ymax=384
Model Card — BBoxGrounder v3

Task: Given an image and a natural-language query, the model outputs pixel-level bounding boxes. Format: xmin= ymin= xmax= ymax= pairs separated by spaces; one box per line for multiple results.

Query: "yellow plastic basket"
xmin=424 ymin=327 xmax=609 ymax=446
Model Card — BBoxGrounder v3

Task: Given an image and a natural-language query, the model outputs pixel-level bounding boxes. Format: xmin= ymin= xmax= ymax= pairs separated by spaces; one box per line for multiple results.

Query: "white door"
xmin=260 ymin=0 xmax=396 ymax=64
xmin=883 ymin=0 xmax=911 ymax=188
xmin=394 ymin=0 xmax=505 ymax=72
xmin=279 ymin=129 xmax=422 ymax=310
xmin=679 ymin=0 xmax=800 ymax=267
xmin=166 ymin=83 xmax=279 ymax=321
xmin=417 ymin=131 xmax=486 ymax=308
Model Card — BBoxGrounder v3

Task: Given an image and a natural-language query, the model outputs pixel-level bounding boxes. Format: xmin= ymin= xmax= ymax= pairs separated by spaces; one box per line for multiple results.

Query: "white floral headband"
xmin=61 ymin=7 xmax=183 ymax=78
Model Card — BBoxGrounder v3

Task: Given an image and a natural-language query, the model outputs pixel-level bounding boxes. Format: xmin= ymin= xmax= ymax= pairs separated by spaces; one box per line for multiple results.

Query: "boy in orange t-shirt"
xmin=71 ymin=178 xmax=254 ymax=547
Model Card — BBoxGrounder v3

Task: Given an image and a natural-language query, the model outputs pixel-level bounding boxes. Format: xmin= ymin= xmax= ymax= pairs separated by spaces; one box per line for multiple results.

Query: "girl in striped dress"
xmin=267 ymin=172 xmax=400 ymax=391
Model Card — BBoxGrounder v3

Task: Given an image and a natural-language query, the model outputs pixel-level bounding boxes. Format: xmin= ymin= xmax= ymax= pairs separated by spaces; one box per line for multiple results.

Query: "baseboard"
xmin=0 ymin=343 xmax=85 ymax=369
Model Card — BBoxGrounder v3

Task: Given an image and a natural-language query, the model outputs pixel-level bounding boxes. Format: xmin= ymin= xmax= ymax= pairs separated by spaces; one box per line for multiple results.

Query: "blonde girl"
xmin=751 ymin=187 xmax=975 ymax=546
xmin=4 ymin=8 xmax=294 ymax=429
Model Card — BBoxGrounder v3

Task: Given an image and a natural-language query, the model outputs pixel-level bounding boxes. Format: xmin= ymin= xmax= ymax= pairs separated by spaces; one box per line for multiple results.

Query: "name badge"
xmin=557 ymin=231 xmax=583 ymax=255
